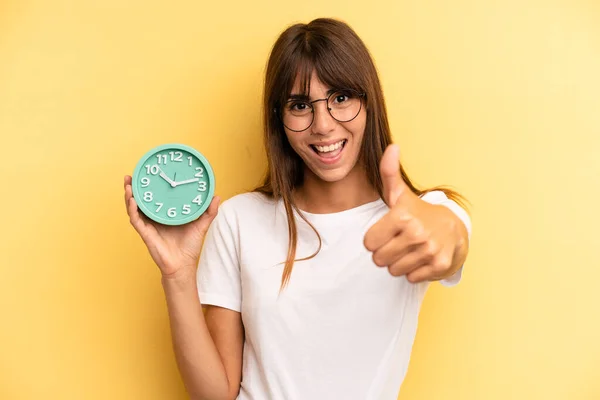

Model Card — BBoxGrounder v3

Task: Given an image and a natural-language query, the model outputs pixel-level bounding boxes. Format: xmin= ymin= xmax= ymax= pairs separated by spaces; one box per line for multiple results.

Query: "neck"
xmin=294 ymin=163 xmax=380 ymax=214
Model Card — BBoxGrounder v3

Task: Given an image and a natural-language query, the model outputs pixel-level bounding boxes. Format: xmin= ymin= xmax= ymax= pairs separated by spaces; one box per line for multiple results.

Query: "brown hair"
xmin=253 ymin=18 xmax=467 ymax=290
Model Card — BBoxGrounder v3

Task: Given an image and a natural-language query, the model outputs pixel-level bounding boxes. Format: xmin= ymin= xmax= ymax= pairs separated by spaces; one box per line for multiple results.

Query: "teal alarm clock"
xmin=132 ymin=143 xmax=215 ymax=225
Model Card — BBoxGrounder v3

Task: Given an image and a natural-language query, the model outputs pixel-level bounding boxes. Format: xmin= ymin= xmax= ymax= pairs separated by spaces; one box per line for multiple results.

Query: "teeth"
xmin=314 ymin=140 xmax=345 ymax=153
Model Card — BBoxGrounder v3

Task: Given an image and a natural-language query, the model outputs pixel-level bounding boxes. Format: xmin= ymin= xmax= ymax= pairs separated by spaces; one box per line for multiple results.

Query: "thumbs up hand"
xmin=363 ymin=144 xmax=466 ymax=283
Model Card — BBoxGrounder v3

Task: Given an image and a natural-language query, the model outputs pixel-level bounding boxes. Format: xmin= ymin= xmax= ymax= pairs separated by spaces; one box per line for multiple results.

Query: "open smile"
xmin=309 ymin=139 xmax=347 ymax=164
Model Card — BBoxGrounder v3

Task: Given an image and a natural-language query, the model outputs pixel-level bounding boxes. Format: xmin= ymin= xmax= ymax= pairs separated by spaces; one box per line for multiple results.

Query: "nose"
xmin=310 ymin=99 xmax=336 ymax=136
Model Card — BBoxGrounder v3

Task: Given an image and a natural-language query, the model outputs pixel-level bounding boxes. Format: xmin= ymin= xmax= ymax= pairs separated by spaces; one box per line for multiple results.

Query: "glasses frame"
xmin=274 ymin=89 xmax=366 ymax=133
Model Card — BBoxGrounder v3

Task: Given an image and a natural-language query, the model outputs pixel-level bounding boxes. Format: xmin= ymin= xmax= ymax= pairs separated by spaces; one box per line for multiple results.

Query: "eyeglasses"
xmin=276 ymin=89 xmax=365 ymax=132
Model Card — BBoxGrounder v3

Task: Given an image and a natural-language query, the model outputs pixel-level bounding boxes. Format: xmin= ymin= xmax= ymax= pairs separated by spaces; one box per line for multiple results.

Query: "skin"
xmin=365 ymin=144 xmax=469 ymax=282
xmin=123 ymin=71 xmax=469 ymax=400
xmin=287 ymin=71 xmax=469 ymax=282
xmin=286 ymin=72 xmax=379 ymax=214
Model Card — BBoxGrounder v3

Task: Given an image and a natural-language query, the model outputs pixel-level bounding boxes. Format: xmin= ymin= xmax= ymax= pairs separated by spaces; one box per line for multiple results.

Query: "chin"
xmin=312 ymin=167 xmax=352 ymax=183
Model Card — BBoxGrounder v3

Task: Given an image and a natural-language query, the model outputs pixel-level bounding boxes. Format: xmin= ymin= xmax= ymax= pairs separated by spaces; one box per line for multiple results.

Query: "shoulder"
xmin=219 ymin=191 xmax=276 ymax=212
xmin=206 ymin=192 xmax=281 ymax=247
xmin=419 ymin=190 xmax=451 ymax=204
xmin=215 ymin=191 xmax=279 ymax=224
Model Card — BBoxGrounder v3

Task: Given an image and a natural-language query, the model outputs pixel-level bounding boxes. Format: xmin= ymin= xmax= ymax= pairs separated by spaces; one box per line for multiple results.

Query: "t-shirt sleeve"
xmin=196 ymin=202 xmax=242 ymax=312
xmin=419 ymin=190 xmax=472 ymax=287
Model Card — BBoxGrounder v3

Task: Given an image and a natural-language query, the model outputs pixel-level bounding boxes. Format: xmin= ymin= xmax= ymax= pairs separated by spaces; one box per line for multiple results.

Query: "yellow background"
xmin=2 ymin=0 xmax=599 ymax=399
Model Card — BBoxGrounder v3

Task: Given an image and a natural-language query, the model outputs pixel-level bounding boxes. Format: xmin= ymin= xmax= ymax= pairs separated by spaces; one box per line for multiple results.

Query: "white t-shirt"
xmin=197 ymin=190 xmax=471 ymax=400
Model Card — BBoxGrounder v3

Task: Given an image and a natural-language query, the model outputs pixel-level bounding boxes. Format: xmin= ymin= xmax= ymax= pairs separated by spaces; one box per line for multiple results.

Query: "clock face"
xmin=131 ymin=143 xmax=215 ymax=225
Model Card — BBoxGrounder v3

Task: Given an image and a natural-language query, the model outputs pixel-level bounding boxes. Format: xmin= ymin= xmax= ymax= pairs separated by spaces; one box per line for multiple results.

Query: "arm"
xmin=364 ymin=144 xmax=472 ymax=284
xmin=162 ymin=273 xmax=243 ymax=400
xmin=123 ymin=177 xmax=243 ymax=399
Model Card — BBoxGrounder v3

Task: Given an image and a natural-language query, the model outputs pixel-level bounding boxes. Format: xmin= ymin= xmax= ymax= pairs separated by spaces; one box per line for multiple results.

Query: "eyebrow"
xmin=287 ymin=88 xmax=337 ymax=101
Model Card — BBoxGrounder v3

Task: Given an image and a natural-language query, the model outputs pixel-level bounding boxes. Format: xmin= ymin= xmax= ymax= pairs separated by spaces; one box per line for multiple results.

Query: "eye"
xmin=286 ymin=101 xmax=311 ymax=113
xmin=293 ymin=102 xmax=305 ymax=110
xmin=331 ymin=91 xmax=352 ymax=104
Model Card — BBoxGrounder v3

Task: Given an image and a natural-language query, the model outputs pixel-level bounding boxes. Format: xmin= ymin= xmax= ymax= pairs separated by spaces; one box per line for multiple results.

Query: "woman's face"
xmin=283 ymin=71 xmax=367 ymax=183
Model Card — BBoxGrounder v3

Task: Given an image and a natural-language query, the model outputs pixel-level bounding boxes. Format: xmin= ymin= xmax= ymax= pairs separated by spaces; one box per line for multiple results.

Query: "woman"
xmin=124 ymin=18 xmax=471 ymax=400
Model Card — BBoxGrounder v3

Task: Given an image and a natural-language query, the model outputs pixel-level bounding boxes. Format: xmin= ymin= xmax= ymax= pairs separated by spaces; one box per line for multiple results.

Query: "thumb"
xmin=380 ymin=144 xmax=408 ymax=206
xmin=194 ymin=195 xmax=221 ymax=234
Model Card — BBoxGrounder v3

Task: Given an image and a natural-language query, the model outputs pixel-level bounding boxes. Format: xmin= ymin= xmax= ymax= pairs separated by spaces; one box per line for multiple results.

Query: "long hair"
xmin=253 ymin=18 xmax=467 ymax=290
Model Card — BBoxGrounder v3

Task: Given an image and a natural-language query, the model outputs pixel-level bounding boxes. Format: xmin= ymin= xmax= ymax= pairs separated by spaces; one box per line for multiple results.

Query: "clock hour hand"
xmin=173 ymin=178 xmax=200 ymax=187
xmin=157 ymin=168 xmax=176 ymax=187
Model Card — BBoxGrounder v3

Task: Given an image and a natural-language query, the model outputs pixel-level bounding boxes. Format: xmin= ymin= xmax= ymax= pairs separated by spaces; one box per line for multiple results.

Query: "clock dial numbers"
xmin=156 ymin=151 xmax=186 ymax=165
xmin=156 ymin=151 xmax=185 ymax=165
xmin=145 ymin=165 xmax=159 ymax=175
xmin=134 ymin=145 xmax=213 ymax=225
xmin=141 ymin=148 xmax=209 ymax=212
xmin=169 ymin=151 xmax=183 ymax=162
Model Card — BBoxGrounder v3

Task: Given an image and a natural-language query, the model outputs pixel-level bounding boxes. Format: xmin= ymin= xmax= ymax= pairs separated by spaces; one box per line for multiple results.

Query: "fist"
xmin=363 ymin=144 xmax=461 ymax=283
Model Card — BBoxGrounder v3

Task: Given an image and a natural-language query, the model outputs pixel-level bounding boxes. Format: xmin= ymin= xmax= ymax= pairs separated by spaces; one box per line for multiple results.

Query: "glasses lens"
xmin=280 ymin=89 xmax=363 ymax=132
xmin=282 ymin=100 xmax=313 ymax=132
xmin=328 ymin=90 xmax=362 ymax=123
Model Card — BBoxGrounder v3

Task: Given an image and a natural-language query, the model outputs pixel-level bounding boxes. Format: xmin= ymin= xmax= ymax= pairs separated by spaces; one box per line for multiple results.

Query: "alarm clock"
xmin=131 ymin=143 xmax=215 ymax=225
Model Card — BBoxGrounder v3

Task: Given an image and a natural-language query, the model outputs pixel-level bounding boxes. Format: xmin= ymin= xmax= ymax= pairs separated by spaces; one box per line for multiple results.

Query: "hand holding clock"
xmin=124 ymin=175 xmax=220 ymax=280
xmin=125 ymin=144 xmax=219 ymax=280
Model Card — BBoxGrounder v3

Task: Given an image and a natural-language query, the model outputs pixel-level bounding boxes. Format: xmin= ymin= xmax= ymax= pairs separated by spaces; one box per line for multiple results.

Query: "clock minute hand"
xmin=173 ymin=178 xmax=200 ymax=187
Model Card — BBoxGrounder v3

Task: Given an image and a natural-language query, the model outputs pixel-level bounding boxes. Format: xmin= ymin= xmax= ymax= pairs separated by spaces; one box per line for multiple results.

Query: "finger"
xmin=126 ymin=192 xmax=149 ymax=238
xmin=124 ymin=175 xmax=134 ymax=209
xmin=364 ymin=207 xmax=412 ymax=252
xmin=201 ymin=196 xmax=220 ymax=221
xmin=124 ymin=175 xmax=151 ymax=229
xmin=407 ymin=242 xmax=455 ymax=283
xmin=371 ymin=233 xmax=421 ymax=267
xmin=406 ymin=265 xmax=436 ymax=283
xmin=387 ymin=242 xmax=434 ymax=277
xmin=193 ymin=196 xmax=221 ymax=233
xmin=124 ymin=179 xmax=135 ymax=211
xmin=380 ymin=144 xmax=406 ymax=206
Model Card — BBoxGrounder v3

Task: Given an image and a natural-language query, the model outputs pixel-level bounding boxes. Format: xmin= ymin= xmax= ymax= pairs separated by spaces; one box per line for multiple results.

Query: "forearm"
xmin=161 ymin=273 xmax=231 ymax=400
